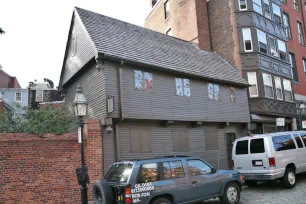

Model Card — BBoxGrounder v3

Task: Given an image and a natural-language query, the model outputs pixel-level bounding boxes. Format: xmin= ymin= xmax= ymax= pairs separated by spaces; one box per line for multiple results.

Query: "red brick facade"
xmin=0 ymin=120 xmax=102 ymax=203
xmin=282 ymin=0 xmax=306 ymax=98
xmin=0 ymin=69 xmax=21 ymax=88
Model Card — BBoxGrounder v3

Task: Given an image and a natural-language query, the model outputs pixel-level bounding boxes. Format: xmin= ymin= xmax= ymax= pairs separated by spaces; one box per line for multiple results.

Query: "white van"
xmin=232 ymin=131 xmax=306 ymax=189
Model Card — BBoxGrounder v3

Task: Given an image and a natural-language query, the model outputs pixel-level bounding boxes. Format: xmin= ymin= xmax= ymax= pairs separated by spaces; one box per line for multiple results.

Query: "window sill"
xmin=293 ymin=81 xmax=300 ymax=84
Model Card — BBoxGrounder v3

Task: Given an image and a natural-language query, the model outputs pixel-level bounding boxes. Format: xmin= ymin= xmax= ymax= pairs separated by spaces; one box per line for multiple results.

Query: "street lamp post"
xmin=73 ymin=84 xmax=89 ymax=204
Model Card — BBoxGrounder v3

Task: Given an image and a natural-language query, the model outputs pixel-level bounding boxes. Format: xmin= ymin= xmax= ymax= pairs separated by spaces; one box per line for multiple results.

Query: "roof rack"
xmin=155 ymin=155 xmax=190 ymax=159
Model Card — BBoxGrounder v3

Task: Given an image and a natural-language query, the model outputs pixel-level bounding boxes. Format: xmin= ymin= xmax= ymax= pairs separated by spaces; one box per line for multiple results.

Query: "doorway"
xmin=226 ymin=133 xmax=236 ymax=169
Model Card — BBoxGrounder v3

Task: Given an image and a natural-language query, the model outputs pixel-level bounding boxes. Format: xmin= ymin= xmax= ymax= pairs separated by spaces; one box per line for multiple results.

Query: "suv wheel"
xmin=151 ymin=197 xmax=172 ymax=204
xmin=219 ymin=182 xmax=240 ymax=204
xmin=92 ymin=180 xmax=114 ymax=204
xmin=244 ymin=180 xmax=258 ymax=187
xmin=281 ymin=168 xmax=296 ymax=189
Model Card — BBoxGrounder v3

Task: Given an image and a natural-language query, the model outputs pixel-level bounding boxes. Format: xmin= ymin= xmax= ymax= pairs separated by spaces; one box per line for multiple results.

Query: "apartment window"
xmin=130 ymin=129 xmax=151 ymax=153
xmin=164 ymin=0 xmax=170 ymax=19
xmin=303 ymin=59 xmax=306 ymax=77
xmin=205 ymin=130 xmax=219 ymax=150
xmin=242 ymin=28 xmax=253 ymax=52
xmin=166 ymin=28 xmax=172 ymax=36
xmin=269 ymin=37 xmax=278 ymax=57
xmin=247 ymin=72 xmax=259 ymax=97
xmin=257 ymin=30 xmax=268 ymax=54
xmin=289 ymin=53 xmax=299 ymax=82
xmin=272 ymin=4 xmax=282 ymax=24
xmin=282 ymin=13 xmax=291 ymax=39
xmin=134 ymin=70 xmax=153 ymax=92
xmin=283 ymin=79 xmax=293 ymax=101
xmin=15 ymin=92 xmax=22 ymax=102
xmin=294 ymin=0 xmax=300 ymax=12
xmin=274 ymin=77 xmax=283 ymax=100
xmin=297 ymin=21 xmax=305 ymax=45
xmin=172 ymin=130 xmax=189 ymax=152
xmin=263 ymin=0 xmax=271 ymax=19
xmin=239 ymin=0 xmax=248 ymax=10
xmin=175 ymin=78 xmax=191 ymax=96
xmin=277 ymin=40 xmax=287 ymax=61
xmin=263 ymin=73 xmax=274 ymax=98
xmin=253 ymin=0 xmax=262 ymax=14
xmin=208 ymin=83 xmax=220 ymax=100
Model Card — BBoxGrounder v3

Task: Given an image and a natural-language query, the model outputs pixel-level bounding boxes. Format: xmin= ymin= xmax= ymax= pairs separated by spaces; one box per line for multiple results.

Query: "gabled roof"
xmin=73 ymin=7 xmax=248 ymax=86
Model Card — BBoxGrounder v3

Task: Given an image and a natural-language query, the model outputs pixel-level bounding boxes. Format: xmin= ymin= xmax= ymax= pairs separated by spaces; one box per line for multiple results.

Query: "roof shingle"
xmin=75 ymin=7 xmax=248 ymax=86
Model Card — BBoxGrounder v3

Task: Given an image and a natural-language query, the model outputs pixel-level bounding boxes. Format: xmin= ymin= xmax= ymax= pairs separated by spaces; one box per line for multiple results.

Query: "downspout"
xmin=116 ymin=60 xmax=124 ymax=162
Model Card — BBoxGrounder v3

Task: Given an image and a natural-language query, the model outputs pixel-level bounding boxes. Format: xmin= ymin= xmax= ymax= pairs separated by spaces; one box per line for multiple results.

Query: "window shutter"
xmin=130 ymin=129 xmax=141 ymax=153
xmin=141 ymin=130 xmax=151 ymax=152
xmin=172 ymin=130 xmax=181 ymax=152
xmin=205 ymin=130 xmax=219 ymax=150
xmin=180 ymin=130 xmax=189 ymax=151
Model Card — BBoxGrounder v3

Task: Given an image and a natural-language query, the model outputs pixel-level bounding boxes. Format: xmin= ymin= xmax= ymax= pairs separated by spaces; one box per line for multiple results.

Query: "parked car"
xmin=93 ymin=156 xmax=243 ymax=204
xmin=232 ymin=131 xmax=306 ymax=188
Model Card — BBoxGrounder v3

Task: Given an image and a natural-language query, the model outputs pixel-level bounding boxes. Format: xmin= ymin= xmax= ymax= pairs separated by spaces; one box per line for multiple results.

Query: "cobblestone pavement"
xmin=204 ymin=173 xmax=306 ymax=204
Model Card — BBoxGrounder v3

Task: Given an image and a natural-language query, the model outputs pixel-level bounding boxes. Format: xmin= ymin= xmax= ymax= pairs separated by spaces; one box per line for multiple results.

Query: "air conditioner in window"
xmin=271 ymin=50 xmax=279 ymax=57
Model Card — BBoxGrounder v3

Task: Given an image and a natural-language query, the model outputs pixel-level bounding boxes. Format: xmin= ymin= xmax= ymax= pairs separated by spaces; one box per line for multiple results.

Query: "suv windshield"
xmin=105 ymin=162 xmax=134 ymax=183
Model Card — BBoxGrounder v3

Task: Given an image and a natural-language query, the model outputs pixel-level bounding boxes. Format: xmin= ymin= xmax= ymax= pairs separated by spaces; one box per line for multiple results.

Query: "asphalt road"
xmin=204 ymin=173 xmax=306 ymax=204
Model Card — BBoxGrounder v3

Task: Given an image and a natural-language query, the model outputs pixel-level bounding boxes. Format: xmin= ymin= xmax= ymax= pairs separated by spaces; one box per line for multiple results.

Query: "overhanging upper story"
xmin=59 ymin=7 xmax=250 ymax=124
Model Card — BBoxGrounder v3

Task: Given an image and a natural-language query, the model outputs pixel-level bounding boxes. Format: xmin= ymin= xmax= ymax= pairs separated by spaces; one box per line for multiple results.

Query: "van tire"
xmin=151 ymin=197 xmax=172 ymax=204
xmin=244 ymin=180 xmax=258 ymax=187
xmin=219 ymin=182 xmax=240 ymax=204
xmin=281 ymin=168 xmax=296 ymax=189
xmin=92 ymin=180 xmax=114 ymax=204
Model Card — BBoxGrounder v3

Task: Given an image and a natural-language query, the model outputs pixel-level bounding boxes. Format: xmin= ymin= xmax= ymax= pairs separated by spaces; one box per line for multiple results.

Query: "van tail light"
xmin=124 ymin=187 xmax=132 ymax=204
xmin=232 ymin=160 xmax=235 ymax=168
xmin=269 ymin=157 xmax=276 ymax=167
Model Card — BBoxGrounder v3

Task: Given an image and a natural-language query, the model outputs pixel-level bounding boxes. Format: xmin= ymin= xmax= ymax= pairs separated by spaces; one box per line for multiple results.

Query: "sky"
xmin=0 ymin=0 xmax=151 ymax=88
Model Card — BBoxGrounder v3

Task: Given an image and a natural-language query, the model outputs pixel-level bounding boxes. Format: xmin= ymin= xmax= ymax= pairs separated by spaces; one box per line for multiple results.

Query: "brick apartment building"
xmin=0 ymin=65 xmax=21 ymax=88
xmin=145 ymin=0 xmax=304 ymax=133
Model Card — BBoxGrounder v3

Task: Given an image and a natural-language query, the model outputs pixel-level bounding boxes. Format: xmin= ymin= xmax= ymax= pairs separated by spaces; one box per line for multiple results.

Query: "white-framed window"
xmin=164 ymin=0 xmax=170 ymax=19
xmin=166 ymin=28 xmax=172 ymax=36
xmin=263 ymin=0 xmax=271 ymax=19
xmin=297 ymin=21 xmax=305 ymax=45
xmin=294 ymin=0 xmax=300 ymax=12
xmin=277 ymin=40 xmax=287 ymax=61
xmin=262 ymin=73 xmax=274 ymax=98
xmin=134 ymin=70 xmax=153 ymax=92
xmin=274 ymin=77 xmax=283 ymax=100
xmin=269 ymin=36 xmax=278 ymax=57
xmin=253 ymin=0 xmax=262 ymax=14
xmin=257 ymin=30 xmax=268 ymax=54
xmin=239 ymin=0 xmax=248 ymax=10
xmin=283 ymin=79 xmax=293 ymax=101
xmin=282 ymin=13 xmax=291 ymax=38
xmin=303 ymin=59 xmax=306 ymax=77
xmin=15 ymin=92 xmax=22 ymax=102
xmin=272 ymin=3 xmax=282 ymax=24
xmin=242 ymin=28 xmax=253 ymax=52
xmin=247 ymin=72 xmax=259 ymax=97
xmin=175 ymin=78 xmax=191 ymax=96
xmin=208 ymin=83 xmax=220 ymax=101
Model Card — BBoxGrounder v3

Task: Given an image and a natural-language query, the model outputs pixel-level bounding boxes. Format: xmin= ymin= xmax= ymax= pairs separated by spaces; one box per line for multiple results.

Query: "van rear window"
xmin=250 ymin=138 xmax=265 ymax=154
xmin=272 ymin=135 xmax=296 ymax=151
xmin=236 ymin=140 xmax=249 ymax=155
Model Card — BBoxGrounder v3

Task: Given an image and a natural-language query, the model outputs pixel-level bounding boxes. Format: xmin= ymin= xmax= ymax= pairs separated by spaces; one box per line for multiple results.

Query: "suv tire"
xmin=92 ymin=180 xmax=114 ymax=204
xmin=244 ymin=180 xmax=258 ymax=187
xmin=151 ymin=197 xmax=172 ymax=204
xmin=219 ymin=182 xmax=240 ymax=204
xmin=281 ymin=168 xmax=296 ymax=189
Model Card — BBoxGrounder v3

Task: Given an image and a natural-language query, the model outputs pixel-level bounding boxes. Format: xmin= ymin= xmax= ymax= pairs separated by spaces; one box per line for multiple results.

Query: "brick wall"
xmin=0 ymin=69 xmax=21 ymax=88
xmin=0 ymin=119 xmax=102 ymax=204
xmin=0 ymin=101 xmax=3 ymax=112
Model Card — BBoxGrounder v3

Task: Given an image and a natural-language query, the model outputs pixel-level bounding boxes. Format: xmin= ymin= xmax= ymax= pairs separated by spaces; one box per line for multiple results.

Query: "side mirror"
xmin=212 ymin=168 xmax=217 ymax=174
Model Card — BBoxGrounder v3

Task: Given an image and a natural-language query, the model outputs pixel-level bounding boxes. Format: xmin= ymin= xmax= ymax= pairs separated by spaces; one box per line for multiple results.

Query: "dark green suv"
xmin=93 ymin=156 xmax=243 ymax=204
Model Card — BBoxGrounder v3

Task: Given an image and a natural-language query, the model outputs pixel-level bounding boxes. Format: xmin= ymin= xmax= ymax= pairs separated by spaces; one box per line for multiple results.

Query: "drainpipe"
xmin=118 ymin=61 xmax=125 ymax=120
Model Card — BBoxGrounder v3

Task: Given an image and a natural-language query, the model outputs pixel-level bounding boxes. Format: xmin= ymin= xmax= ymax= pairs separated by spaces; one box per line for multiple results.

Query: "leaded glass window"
xmin=175 ymin=78 xmax=191 ymax=96
xmin=208 ymin=83 xmax=220 ymax=101
xmin=134 ymin=70 xmax=153 ymax=92
xmin=230 ymin=87 xmax=236 ymax=103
